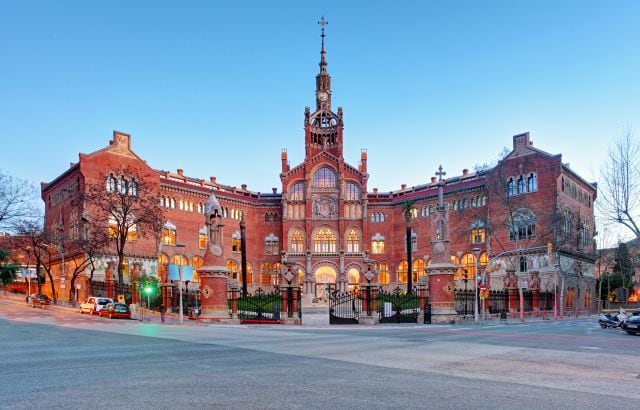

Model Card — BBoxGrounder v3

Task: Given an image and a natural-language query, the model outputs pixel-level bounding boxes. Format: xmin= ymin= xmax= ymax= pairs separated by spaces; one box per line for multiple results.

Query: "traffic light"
xmin=144 ymin=285 xmax=153 ymax=294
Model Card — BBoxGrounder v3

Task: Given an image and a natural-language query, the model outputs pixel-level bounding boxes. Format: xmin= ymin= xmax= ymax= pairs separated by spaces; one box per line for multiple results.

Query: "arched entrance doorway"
xmin=347 ymin=267 xmax=360 ymax=293
xmin=314 ymin=265 xmax=337 ymax=298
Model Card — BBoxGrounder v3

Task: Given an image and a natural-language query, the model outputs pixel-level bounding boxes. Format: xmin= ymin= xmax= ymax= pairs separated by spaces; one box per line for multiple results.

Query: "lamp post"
xmin=178 ymin=264 xmax=184 ymax=325
xmin=462 ymin=269 xmax=468 ymax=319
xmin=471 ymin=247 xmax=481 ymax=324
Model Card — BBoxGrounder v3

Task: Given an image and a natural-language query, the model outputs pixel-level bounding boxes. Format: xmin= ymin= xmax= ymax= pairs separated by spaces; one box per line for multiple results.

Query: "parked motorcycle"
xmin=598 ymin=312 xmax=627 ymax=329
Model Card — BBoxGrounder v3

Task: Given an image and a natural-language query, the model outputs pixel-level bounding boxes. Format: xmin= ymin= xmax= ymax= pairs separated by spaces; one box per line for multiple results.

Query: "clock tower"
xmin=304 ymin=16 xmax=344 ymax=160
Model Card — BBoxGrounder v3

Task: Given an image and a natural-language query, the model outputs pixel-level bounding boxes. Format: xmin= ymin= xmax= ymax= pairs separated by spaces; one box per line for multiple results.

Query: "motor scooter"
xmin=598 ymin=312 xmax=626 ymax=329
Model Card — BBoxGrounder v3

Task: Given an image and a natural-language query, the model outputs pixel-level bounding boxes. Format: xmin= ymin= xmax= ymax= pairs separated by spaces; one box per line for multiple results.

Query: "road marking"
xmin=580 ymin=346 xmax=602 ymax=350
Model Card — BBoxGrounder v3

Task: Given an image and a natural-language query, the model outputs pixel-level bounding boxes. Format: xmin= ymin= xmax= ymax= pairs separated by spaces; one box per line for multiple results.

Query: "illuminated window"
xmin=314 ymin=227 xmax=337 ymax=253
xmin=471 ymin=221 xmax=486 ymax=244
xmin=260 ymin=262 xmax=272 ymax=285
xmin=127 ymin=225 xmax=137 ymax=242
xmin=377 ymin=262 xmax=389 ymax=285
xmin=346 ymin=228 xmax=360 ymax=253
xmin=397 ymin=261 xmax=408 ymax=284
xmin=225 ymin=260 xmax=238 ymax=280
xmin=232 ymin=231 xmax=241 ymax=252
xmin=313 ymin=167 xmax=336 ymax=188
xmin=413 ymin=259 xmax=426 ymax=283
xmin=191 ymin=256 xmax=203 ymax=270
xmin=162 ymin=222 xmax=177 ymax=245
xmin=108 ymin=217 xmax=118 ymax=239
xmin=371 ymin=237 xmax=385 ymax=254
xmin=198 ymin=229 xmax=207 ymax=249
xmin=272 ymin=262 xmax=281 ymax=285
xmin=461 ymin=253 xmax=476 ymax=280
xmin=290 ymin=228 xmax=305 ymax=253
xmin=452 ymin=255 xmax=462 ymax=280
xmin=344 ymin=182 xmax=360 ymax=201
xmin=289 ymin=182 xmax=305 ymax=201
xmin=236 ymin=263 xmax=253 ymax=285
xmin=171 ymin=255 xmax=187 ymax=266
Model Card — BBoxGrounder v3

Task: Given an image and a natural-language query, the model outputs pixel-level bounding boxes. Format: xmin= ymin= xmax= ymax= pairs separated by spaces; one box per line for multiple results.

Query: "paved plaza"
xmin=0 ymin=297 xmax=638 ymax=409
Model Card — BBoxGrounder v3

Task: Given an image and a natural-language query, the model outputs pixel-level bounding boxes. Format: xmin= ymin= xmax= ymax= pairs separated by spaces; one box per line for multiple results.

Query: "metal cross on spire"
xmin=436 ymin=165 xmax=446 ymax=210
xmin=436 ymin=165 xmax=446 ymax=183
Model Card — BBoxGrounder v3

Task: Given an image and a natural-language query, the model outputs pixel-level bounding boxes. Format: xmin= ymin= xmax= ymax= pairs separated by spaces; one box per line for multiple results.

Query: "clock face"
xmin=317 ymin=91 xmax=329 ymax=102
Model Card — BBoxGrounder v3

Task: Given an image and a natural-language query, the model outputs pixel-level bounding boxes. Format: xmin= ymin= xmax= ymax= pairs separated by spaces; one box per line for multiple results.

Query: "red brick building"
xmin=41 ymin=27 xmax=598 ymax=313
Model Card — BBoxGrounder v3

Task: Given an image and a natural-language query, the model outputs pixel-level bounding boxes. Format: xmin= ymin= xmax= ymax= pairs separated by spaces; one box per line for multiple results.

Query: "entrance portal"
xmin=314 ymin=266 xmax=337 ymax=298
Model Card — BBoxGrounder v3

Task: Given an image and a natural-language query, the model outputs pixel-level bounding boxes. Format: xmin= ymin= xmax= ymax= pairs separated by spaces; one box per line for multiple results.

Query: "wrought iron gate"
xmin=377 ymin=287 xmax=419 ymax=323
xmin=329 ymin=291 xmax=360 ymax=324
xmin=236 ymin=288 xmax=281 ymax=322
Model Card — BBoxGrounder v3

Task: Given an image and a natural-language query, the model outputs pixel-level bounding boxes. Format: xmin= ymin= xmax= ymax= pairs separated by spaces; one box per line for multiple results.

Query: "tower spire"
xmin=318 ymin=16 xmax=328 ymax=74
xmin=315 ymin=16 xmax=331 ymax=110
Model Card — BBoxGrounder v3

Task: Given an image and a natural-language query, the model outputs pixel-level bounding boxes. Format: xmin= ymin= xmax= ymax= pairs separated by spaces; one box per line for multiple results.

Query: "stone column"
xmin=505 ymin=269 xmax=518 ymax=315
xmin=530 ymin=271 xmax=540 ymax=315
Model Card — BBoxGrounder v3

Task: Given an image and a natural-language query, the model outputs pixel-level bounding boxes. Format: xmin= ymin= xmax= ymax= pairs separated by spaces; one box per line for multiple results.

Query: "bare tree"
xmin=12 ymin=218 xmax=58 ymax=302
xmin=82 ymin=167 xmax=163 ymax=296
xmin=598 ymin=128 xmax=640 ymax=240
xmin=0 ymin=170 xmax=38 ymax=231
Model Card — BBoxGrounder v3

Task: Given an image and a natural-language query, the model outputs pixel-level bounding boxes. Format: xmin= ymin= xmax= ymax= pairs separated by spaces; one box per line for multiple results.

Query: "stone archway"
xmin=347 ymin=267 xmax=360 ymax=293
xmin=314 ymin=265 xmax=337 ymax=298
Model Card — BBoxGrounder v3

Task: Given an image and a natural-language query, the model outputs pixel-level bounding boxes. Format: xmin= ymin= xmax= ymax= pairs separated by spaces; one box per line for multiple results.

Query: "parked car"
xmin=99 ymin=303 xmax=131 ymax=319
xmin=30 ymin=294 xmax=51 ymax=308
xmin=621 ymin=315 xmax=640 ymax=335
xmin=79 ymin=297 xmax=114 ymax=315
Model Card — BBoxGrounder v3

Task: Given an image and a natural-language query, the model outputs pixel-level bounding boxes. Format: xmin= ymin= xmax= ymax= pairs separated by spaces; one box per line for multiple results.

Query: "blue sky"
xmin=1 ymin=0 xmax=639 ymax=202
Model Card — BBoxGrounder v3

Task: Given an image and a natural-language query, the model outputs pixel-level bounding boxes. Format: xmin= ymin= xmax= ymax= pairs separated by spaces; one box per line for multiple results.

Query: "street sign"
xmin=479 ymin=284 xmax=488 ymax=292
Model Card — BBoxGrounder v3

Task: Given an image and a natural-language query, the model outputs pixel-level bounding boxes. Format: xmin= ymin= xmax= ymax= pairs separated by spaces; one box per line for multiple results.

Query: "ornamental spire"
xmin=318 ymin=16 xmax=328 ymax=74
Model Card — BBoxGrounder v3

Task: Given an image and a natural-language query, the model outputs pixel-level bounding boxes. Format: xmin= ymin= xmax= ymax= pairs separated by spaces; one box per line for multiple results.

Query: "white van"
xmin=79 ymin=297 xmax=114 ymax=315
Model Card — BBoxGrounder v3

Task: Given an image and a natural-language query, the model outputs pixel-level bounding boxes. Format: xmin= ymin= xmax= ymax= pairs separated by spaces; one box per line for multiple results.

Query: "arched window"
xmin=452 ymin=255 xmax=462 ymax=280
xmin=226 ymin=260 xmax=238 ymax=280
xmin=290 ymin=228 xmax=305 ymax=253
xmin=371 ymin=233 xmax=385 ymax=254
xmin=171 ymin=255 xmax=188 ymax=266
xmin=264 ymin=234 xmax=279 ymax=255
xmin=507 ymin=178 xmax=515 ymax=197
xmin=289 ymin=182 xmax=305 ymax=201
xmin=119 ymin=176 xmax=128 ymax=195
xmin=412 ymin=259 xmax=426 ymax=283
xmin=162 ymin=222 xmax=177 ymax=245
xmin=377 ymin=262 xmax=390 ymax=285
xmin=344 ymin=182 xmax=360 ymax=201
xmin=517 ymin=176 xmax=525 ymax=194
xmin=129 ymin=179 xmax=138 ymax=196
xmin=461 ymin=253 xmax=476 ymax=280
xmin=346 ymin=228 xmax=360 ymax=253
xmin=527 ymin=173 xmax=537 ymax=192
xmin=191 ymin=256 xmax=203 ymax=270
xmin=260 ymin=262 xmax=272 ymax=285
xmin=106 ymin=174 xmax=117 ymax=193
xmin=232 ymin=231 xmax=241 ymax=252
xmin=397 ymin=261 xmax=408 ymax=284
xmin=314 ymin=227 xmax=337 ymax=253
xmin=470 ymin=220 xmax=486 ymax=244
xmin=509 ymin=208 xmax=536 ymax=241
xmin=313 ymin=167 xmax=337 ymax=188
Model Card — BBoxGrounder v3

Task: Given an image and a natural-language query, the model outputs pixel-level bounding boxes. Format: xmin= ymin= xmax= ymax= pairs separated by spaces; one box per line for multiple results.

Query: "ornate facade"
xmin=41 ymin=23 xmax=598 ymax=312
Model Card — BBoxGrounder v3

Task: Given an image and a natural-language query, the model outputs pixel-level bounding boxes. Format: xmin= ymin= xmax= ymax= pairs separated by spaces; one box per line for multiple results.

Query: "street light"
xmin=462 ymin=268 xmax=469 ymax=319
xmin=471 ymin=247 xmax=481 ymax=325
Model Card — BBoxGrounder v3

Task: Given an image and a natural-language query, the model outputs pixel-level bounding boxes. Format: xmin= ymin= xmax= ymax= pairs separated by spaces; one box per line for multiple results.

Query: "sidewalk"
xmin=0 ymin=292 xmax=202 ymax=326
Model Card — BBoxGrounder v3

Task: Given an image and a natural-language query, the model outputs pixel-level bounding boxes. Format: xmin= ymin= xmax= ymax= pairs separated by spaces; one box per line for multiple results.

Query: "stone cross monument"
xmin=197 ymin=193 xmax=238 ymax=322
xmin=427 ymin=165 xmax=459 ymax=323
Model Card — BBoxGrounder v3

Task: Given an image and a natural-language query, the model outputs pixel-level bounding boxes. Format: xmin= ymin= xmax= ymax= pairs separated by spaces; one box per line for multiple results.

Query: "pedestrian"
xmin=160 ymin=304 xmax=167 ymax=323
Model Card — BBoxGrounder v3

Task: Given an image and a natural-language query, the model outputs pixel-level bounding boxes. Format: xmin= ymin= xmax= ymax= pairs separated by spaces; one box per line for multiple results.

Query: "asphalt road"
xmin=0 ymin=298 xmax=638 ymax=409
